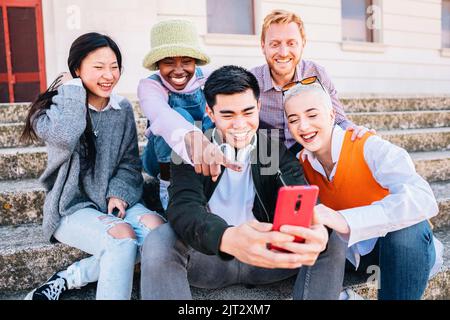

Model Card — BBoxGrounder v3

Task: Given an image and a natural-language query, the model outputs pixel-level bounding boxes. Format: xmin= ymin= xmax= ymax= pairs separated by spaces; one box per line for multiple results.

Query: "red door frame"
xmin=1 ymin=0 xmax=46 ymax=103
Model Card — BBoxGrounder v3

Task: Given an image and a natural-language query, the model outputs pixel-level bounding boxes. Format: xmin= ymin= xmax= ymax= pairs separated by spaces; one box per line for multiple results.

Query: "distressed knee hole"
xmin=139 ymin=214 xmax=165 ymax=230
xmin=108 ymin=223 xmax=137 ymax=240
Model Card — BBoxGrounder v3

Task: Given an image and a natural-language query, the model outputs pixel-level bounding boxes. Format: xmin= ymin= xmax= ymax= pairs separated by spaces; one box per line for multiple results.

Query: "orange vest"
xmin=300 ymin=131 xmax=389 ymax=211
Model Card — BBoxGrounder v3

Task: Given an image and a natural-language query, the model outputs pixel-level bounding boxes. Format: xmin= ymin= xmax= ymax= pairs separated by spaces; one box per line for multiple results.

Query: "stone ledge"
xmin=1 ymin=145 xmax=448 ymax=183
xmin=348 ymin=110 xmax=450 ymax=130
xmin=2 ymin=98 xmax=450 ymax=124
xmin=1 ymin=179 xmax=450 ymax=228
xmin=0 ymin=224 xmax=449 ymax=299
xmin=1 ymin=121 xmax=449 ymax=152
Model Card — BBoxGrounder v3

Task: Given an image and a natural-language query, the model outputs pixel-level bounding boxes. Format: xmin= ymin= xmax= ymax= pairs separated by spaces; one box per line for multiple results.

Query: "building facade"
xmin=1 ymin=0 xmax=450 ymax=102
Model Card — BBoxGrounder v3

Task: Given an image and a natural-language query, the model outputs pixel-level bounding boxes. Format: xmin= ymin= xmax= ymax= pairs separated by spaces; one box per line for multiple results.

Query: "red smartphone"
xmin=269 ymin=185 xmax=319 ymax=252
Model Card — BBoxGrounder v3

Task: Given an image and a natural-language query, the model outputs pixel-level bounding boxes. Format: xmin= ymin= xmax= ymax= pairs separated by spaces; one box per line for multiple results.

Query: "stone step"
xmin=0 ymin=123 xmax=43 ymax=148
xmin=429 ymin=180 xmax=450 ymax=230
xmin=0 ymin=142 xmax=147 ymax=181
xmin=0 ymin=147 xmax=47 ymax=181
xmin=2 ymin=97 xmax=450 ymax=123
xmin=0 ymin=224 xmax=448 ymax=299
xmin=340 ymin=96 xmax=450 ymax=113
xmin=2 ymin=107 xmax=450 ymax=133
xmin=1 ymin=120 xmax=449 ymax=152
xmin=2 ymin=101 xmax=450 ymax=130
xmin=0 ymin=103 xmax=146 ymax=124
xmin=0 ymin=223 xmax=87 ymax=292
xmin=377 ymin=127 xmax=450 ymax=153
xmin=0 ymin=103 xmax=30 ymax=124
xmin=1 ymin=176 xmax=449 ymax=231
xmin=347 ymin=110 xmax=450 ymax=130
xmin=410 ymin=151 xmax=450 ymax=183
xmin=0 ymin=179 xmax=45 ymax=226
xmin=1 ymin=140 xmax=448 ymax=182
xmin=0 ymin=119 xmax=148 ymax=149
xmin=0 ymin=102 xmax=144 ymax=124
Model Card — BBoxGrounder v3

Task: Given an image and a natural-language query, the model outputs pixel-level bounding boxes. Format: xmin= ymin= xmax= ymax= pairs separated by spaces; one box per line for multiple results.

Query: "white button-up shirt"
xmin=88 ymin=95 xmax=122 ymax=112
xmin=208 ymin=136 xmax=258 ymax=227
xmin=301 ymin=126 xmax=439 ymax=268
xmin=65 ymin=78 xmax=123 ymax=112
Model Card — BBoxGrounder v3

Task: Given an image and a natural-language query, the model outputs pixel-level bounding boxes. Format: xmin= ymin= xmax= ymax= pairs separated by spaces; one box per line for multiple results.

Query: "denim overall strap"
xmin=195 ymin=67 xmax=204 ymax=80
xmin=148 ymin=73 xmax=163 ymax=83
xmin=165 ymin=68 xmax=207 ymax=122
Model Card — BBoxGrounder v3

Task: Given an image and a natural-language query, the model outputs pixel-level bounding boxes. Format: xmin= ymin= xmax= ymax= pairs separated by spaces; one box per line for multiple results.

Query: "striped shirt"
xmin=250 ymin=60 xmax=352 ymax=148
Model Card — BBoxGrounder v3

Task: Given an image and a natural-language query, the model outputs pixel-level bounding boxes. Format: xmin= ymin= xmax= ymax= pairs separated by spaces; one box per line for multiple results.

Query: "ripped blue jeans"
xmin=53 ymin=203 xmax=163 ymax=300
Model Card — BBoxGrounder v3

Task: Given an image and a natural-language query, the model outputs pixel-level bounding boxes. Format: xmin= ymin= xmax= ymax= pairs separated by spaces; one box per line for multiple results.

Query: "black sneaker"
xmin=24 ymin=272 xmax=67 ymax=300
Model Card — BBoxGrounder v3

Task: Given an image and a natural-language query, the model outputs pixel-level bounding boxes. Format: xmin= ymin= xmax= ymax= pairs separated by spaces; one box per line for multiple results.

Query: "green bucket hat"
xmin=143 ymin=19 xmax=211 ymax=71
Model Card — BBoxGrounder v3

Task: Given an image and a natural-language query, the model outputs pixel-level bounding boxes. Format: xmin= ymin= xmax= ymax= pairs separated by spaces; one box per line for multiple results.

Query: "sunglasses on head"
xmin=281 ymin=76 xmax=326 ymax=96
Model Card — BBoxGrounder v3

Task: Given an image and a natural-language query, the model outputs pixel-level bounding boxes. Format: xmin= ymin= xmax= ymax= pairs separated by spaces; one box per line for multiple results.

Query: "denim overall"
xmin=142 ymin=68 xmax=214 ymax=177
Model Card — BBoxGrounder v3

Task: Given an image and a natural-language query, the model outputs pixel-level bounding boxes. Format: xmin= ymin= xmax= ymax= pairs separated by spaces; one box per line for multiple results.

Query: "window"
xmin=443 ymin=0 xmax=450 ymax=48
xmin=342 ymin=0 xmax=373 ymax=42
xmin=207 ymin=0 xmax=255 ymax=35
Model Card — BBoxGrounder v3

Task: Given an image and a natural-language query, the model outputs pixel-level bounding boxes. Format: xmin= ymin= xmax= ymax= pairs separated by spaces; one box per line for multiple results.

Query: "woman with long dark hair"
xmin=22 ymin=33 xmax=164 ymax=300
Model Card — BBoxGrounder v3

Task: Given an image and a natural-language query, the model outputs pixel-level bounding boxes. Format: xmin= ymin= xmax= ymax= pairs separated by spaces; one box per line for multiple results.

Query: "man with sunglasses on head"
xmin=250 ymin=9 xmax=374 ymax=155
xmin=181 ymin=10 xmax=372 ymax=183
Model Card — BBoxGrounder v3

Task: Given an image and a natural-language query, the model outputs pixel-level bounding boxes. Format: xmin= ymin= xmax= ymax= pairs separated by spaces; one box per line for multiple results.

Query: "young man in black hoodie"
xmin=140 ymin=66 xmax=347 ymax=300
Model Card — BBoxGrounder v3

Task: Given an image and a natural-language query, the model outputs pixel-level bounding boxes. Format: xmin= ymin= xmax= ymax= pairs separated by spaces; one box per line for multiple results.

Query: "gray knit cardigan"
xmin=34 ymin=82 xmax=143 ymax=241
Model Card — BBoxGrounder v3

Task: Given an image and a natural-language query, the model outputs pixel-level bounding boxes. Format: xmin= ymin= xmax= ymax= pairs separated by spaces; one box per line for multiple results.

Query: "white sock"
xmin=57 ymin=270 xmax=68 ymax=280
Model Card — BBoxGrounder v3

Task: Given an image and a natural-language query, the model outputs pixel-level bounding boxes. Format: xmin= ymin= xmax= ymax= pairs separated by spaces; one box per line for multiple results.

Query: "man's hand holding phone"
xmin=219 ymin=185 xmax=329 ymax=269
xmin=219 ymin=217 xmax=328 ymax=269
xmin=220 ymin=220 xmax=306 ymax=269
xmin=270 ymin=213 xmax=329 ymax=266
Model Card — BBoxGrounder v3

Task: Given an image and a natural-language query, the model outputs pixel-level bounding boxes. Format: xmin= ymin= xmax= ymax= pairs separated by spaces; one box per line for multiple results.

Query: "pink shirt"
xmin=137 ymin=67 xmax=212 ymax=164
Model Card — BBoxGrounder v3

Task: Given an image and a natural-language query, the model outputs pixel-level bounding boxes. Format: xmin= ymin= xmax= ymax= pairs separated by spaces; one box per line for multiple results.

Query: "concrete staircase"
xmin=0 ymin=97 xmax=449 ymax=300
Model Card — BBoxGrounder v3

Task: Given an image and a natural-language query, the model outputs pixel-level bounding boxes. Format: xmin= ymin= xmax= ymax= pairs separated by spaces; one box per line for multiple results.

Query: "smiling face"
xmin=75 ymin=47 xmax=120 ymax=108
xmin=262 ymin=22 xmax=304 ymax=84
xmin=206 ymin=89 xmax=260 ymax=149
xmin=158 ymin=56 xmax=196 ymax=90
xmin=285 ymin=90 xmax=335 ymax=155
